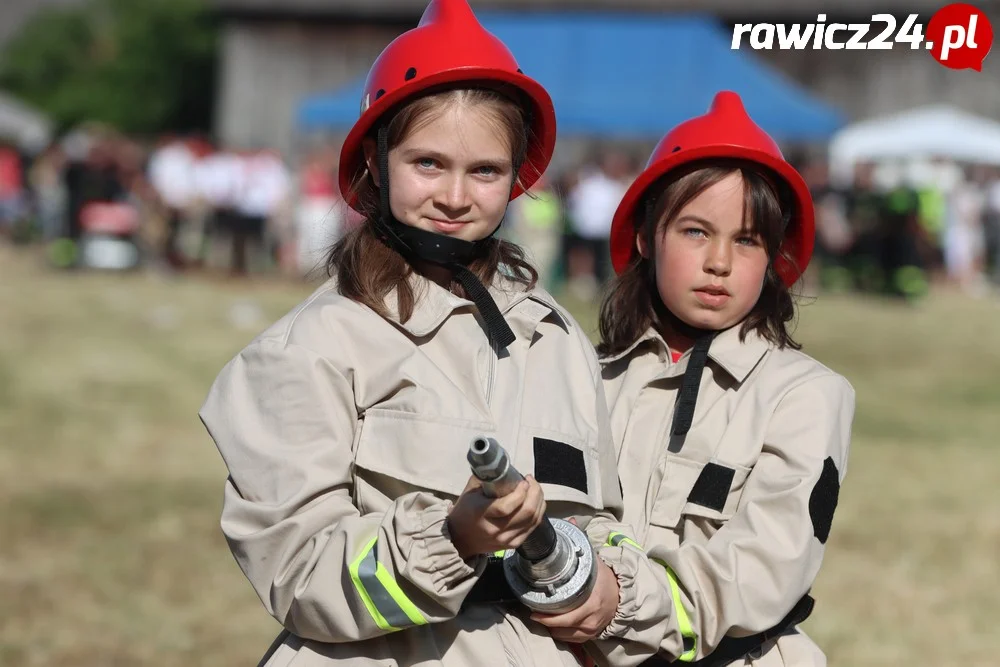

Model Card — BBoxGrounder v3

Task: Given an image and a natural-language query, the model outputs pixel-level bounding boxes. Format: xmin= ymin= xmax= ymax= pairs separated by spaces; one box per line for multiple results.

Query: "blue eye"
xmin=683 ymin=228 xmax=707 ymax=238
xmin=416 ymin=158 xmax=436 ymax=169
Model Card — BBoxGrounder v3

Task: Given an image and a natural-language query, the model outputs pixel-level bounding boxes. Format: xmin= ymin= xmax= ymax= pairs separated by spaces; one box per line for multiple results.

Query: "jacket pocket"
xmin=353 ymin=408 xmax=495 ymax=499
xmin=648 ymin=454 xmax=752 ymax=529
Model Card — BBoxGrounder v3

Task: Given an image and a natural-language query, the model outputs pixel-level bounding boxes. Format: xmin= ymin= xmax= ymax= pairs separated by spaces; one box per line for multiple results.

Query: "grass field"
xmin=2 ymin=244 xmax=999 ymax=666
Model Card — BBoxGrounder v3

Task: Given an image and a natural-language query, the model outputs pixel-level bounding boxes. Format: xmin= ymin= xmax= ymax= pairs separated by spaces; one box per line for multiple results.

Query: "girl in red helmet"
xmin=563 ymin=92 xmax=855 ymax=666
xmin=199 ymin=1 xmax=640 ymax=665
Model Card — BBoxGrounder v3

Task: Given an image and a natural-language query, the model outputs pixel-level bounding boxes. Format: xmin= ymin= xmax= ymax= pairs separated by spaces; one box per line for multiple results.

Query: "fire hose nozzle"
xmin=467 ymin=436 xmax=597 ymax=614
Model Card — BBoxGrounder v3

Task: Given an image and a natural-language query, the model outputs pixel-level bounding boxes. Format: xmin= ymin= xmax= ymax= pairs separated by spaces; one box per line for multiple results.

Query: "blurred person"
xmin=800 ymin=159 xmax=853 ymax=293
xmin=944 ymin=164 xmax=987 ymax=294
xmin=554 ymin=166 xmax=583 ymax=290
xmin=294 ymin=143 xmax=344 ymax=278
xmin=878 ymin=184 xmax=930 ymax=301
xmin=116 ymin=137 xmax=163 ymax=269
xmin=506 ymin=173 xmax=563 ymax=291
xmin=0 ymin=140 xmax=27 ymax=239
xmin=230 ymin=147 xmax=291 ymax=275
xmin=148 ymin=135 xmax=198 ymax=268
xmin=199 ymin=1 xmax=649 ymax=666
xmin=64 ymin=133 xmax=125 ymax=242
xmin=27 ymin=141 xmax=68 ymax=241
xmin=560 ymin=92 xmax=855 ymax=666
xmin=54 ymin=133 xmax=142 ymax=270
xmin=565 ymin=150 xmax=631 ymax=299
xmin=904 ymin=159 xmax=947 ymax=277
xmin=74 ymin=136 xmax=151 ymax=271
xmin=842 ymin=161 xmax=885 ymax=292
xmin=984 ymin=167 xmax=1000 ymax=287
xmin=193 ymin=146 xmax=242 ymax=272
xmin=176 ymin=138 xmax=218 ymax=269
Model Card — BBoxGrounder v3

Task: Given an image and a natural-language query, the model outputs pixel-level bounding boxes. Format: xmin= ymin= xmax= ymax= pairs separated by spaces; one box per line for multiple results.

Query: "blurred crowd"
xmin=0 ymin=126 xmax=306 ymax=277
xmin=2 ymin=125 xmax=999 ymax=302
xmin=804 ymin=158 xmax=1000 ymax=300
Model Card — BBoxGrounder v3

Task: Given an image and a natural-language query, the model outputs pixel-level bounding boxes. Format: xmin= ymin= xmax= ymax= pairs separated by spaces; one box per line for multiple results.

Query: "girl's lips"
xmin=694 ymin=289 xmax=731 ymax=307
xmin=427 ymin=218 xmax=469 ymax=233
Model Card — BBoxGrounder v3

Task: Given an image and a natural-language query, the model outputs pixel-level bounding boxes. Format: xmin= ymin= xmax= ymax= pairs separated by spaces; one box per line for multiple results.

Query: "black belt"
xmin=462 ymin=555 xmax=519 ymax=609
xmin=641 ymin=595 xmax=815 ymax=667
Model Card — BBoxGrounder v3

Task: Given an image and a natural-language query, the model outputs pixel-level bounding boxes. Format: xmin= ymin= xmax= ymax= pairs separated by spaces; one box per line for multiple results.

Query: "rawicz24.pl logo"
xmin=731 ymin=3 xmax=993 ymax=71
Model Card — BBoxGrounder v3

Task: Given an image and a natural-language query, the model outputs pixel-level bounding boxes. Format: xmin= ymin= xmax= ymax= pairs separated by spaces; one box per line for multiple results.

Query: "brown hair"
xmin=326 ymin=87 xmax=540 ymax=322
xmin=598 ymin=160 xmax=801 ymax=355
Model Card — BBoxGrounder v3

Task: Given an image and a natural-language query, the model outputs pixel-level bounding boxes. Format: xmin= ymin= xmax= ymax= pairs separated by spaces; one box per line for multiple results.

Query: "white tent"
xmin=828 ymin=105 xmax=1000 ymax=186
xmin=0 ymin=90 xmax=52 ymax=154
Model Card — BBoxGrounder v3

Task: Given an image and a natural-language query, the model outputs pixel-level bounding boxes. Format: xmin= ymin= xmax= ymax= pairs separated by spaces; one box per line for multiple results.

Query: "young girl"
xmin=589 ymin=92 xmax=855 ymax=666
xmin=199 ymin=1 xmax=638 ymax=665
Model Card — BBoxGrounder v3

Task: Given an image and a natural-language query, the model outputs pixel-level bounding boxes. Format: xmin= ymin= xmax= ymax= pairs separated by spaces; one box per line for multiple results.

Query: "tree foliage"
xmin=0 ymin=0 xmax=218 ymax=135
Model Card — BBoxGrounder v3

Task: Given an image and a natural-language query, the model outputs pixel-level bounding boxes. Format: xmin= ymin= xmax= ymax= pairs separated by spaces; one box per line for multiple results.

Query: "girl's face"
xmin=638 ymin=172 xmax=769 ymax=332
xmin=369 ymin=102 xmax=515 ymax=242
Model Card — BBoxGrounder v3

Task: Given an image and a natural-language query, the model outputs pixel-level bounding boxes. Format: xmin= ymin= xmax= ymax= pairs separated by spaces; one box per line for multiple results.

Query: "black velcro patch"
xmin=809 ymin=457 xmax=841 ymax=544
xmin=686 ymin=463 xmax=735 ymax=512
xmin=533 ymin=437 xmax=588 ymax=494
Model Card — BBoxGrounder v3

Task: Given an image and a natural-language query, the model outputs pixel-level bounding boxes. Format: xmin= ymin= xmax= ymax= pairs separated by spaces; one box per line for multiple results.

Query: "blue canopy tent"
xmin=298 ymin=13 xmax=845 ymax=142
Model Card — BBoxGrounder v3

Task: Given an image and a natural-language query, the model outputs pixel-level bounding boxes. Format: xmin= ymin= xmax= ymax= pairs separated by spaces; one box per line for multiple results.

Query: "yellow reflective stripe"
xmin=607 ymin=531 xmax=643 ymax=550
xmin=373 ymin=561 xmax=427 ymax=627
xmin=349 ymin=537 xmax=428 ymax=632
xmin=349 ymin=537 xmax=393 ymax=631
xmin=602 ymin=534 xmax=697 ymax=660
xmin=654 ymin=558 xmax=698 ymax=662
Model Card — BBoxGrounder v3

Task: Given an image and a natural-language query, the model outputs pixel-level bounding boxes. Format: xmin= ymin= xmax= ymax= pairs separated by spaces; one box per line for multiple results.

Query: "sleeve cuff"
xmin=595 ymin=545 xmax=642 ymax=640
xmin=404 ymin=495 xmax=488 ymax=589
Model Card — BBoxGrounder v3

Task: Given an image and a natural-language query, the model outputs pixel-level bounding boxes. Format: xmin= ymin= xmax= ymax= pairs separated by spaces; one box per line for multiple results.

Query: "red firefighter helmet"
xmin=609 ymin=91 xmax=815 ymax=287
xmin=337 ymin=0 xmax=556 ymax=209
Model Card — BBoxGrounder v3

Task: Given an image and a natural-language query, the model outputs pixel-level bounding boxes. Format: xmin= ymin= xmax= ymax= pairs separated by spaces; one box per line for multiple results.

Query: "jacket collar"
xmin=601 ymin=323 xmax=771 ymax=383
xmin=380 ymin=270 xmax=567 ymax=338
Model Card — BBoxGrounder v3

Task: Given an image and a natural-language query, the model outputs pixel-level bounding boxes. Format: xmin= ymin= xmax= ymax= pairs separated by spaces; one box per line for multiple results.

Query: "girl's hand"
xmin=447 ymin=474 xmax=546 ymax=559
xmin=529 ymin=556 xmax=621 ymax=643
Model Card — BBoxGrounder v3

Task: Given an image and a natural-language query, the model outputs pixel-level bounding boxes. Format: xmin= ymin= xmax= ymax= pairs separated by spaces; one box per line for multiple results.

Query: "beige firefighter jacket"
xmin=200 ymin=272 xmax=644 ymax=667
xmin=590 ymin=325 xmax=855 ymax=667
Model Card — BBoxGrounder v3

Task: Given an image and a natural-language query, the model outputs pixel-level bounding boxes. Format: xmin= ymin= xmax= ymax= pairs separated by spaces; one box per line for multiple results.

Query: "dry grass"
xmin=1 ymin=245 xmax=998 ymax=665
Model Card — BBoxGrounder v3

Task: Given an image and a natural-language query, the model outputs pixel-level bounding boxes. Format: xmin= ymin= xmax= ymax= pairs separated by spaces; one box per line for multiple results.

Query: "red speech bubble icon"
xmin=927 ymin=3 xmax=993 ymax=71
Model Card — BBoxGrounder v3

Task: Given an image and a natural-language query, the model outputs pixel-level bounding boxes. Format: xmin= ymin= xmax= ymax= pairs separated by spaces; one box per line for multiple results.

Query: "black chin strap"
xmin=451 ymin=267 xmax=515 ymax=348
xmin=651 ymin=293 xmax=714 ymax=343
xmin=374 ymin=125 xmax=516 ymax=349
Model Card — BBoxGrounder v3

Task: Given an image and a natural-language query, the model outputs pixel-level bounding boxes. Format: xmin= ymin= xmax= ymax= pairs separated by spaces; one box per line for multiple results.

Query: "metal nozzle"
xmin=467 ymin=437 xmax=556 ymax=561
xmin=468 ymin=436 xmax=525 ymax=499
